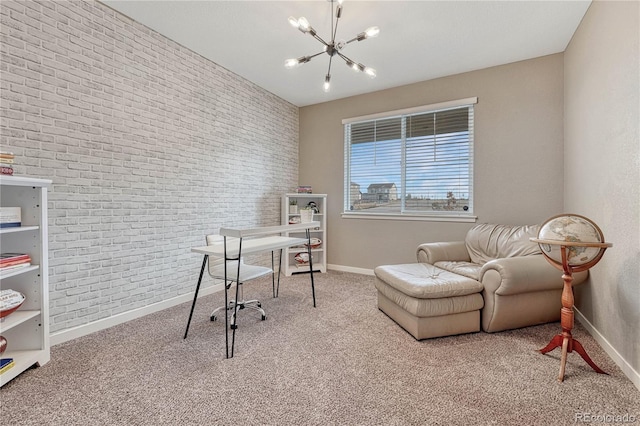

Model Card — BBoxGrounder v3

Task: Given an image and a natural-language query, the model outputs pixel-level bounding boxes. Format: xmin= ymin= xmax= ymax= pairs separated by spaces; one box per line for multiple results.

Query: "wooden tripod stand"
xmin=531 ymin=239 xmax=611 ymax=382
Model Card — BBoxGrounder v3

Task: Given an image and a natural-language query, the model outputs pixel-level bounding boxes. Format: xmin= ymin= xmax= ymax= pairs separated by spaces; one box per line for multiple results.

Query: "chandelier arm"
xmin=308 ymin=50 xmax=328 ymax=61
xmin=309 ymin=32 xmax=330 ymax=47
xmin=345 ymin=36 xmax=359 ymax=45
xmin=337 ymin=52 xmax=362 ymax=66
xmin=332 ymin=7 xmax=341 ymax=43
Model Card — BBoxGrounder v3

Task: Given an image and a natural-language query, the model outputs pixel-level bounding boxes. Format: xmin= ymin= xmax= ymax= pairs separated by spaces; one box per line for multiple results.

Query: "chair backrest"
xmin=205 ymin=233 xmax=272 ymax=283
xmin=465 ymin=223 xmax=541 ymax=264
xmin=206 ymin=234 xmax=241 ymax=278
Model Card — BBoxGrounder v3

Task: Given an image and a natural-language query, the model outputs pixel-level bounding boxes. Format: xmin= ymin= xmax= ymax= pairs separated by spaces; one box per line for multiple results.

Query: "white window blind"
xmin=344 ymin=98 xmax=476 ymax=217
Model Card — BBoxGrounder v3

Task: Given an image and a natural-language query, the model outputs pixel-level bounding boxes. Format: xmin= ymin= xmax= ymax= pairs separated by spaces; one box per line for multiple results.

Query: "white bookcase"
xmin=281 ymin=193 xmax=327 ymax=276
xmin=0 ymin=176 xmax=51 ymax=387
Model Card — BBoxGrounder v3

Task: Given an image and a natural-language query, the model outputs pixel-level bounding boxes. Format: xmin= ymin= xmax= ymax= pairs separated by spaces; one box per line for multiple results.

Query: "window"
xmin=343 ymin=97 xmax=477 ymax=220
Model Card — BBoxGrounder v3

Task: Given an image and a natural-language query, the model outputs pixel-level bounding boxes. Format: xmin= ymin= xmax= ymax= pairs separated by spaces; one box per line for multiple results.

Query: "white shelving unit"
xmin=281 ymin=193 xmax=327 ymax=276
xmin=0 ymin=175 xmax=51 ymax=387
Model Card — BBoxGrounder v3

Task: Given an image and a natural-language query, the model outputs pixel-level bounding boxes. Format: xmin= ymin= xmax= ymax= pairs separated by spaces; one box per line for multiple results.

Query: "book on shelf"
xmin=0 ymin=207 xmax=21 ymax=228
xmin=296 ymin=185 xmax=313 ymax=194
xmin=0 ymin=262 xmax=32 ymax=271
xmin=0 ymin=152 xmax=15 ymax=176
xmin=0 ymin=358 xmax=15 ymax=375
xmin=0 ymin=253 xmax=30 ymax=264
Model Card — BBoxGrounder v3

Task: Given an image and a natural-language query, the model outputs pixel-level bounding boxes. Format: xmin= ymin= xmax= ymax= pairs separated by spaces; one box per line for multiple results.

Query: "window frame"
xmin=342 ymin=97 xmax=478 ymax=222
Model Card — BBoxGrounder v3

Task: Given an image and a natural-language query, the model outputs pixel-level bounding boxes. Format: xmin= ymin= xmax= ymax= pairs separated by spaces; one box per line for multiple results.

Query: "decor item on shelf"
xmin=305 ymin=237 xmax=322 ymax=249
xmin=0 ymin=336 xmax=6 ymax=355
xmin=285 ymin=0 xmax=379 ymax=92
xmin=289 ymin=199 xmax=298 ymax=214
xmin=289 ymin=216 xmax=301 ymax=225
xmin=0 ymin=289 xmax=26 ymax=319
xmin=294 ymin=252 xmax=311 ymax=264
xmin=531 ymin=213 xmax=612 ymax=382
xmin=306 ymin=201 xmax=320 ymax=213
xmin=299 ymin=207 xmax=314 ymax=223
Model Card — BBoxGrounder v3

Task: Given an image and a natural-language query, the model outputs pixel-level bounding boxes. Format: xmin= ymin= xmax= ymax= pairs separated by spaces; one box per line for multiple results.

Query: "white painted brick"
xmin=2 ymin=0 xmax=298 ymax=334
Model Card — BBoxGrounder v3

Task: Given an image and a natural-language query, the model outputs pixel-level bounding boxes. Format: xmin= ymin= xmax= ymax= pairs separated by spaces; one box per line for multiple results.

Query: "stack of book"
xmin=0 ymin=358 xmax=14 ymax=375
xmin=0 ymin=207 xmax=21 ymax=228
xmin=0 ymin=152 xmax=14 ymax=176
xmin=296 ymin=185 xmax=313 ymax=194
xmin=0 ymin=253 xmax=31 ymax=272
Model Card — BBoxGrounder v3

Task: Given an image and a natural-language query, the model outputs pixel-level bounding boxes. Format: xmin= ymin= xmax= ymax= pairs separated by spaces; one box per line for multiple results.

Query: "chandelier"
xmin=285 ymin=0 xmax=379 ymax=92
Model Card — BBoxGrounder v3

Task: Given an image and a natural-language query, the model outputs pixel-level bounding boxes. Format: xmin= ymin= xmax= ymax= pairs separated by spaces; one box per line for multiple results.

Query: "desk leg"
xmin=184 ymin=255 xmax=208 ymax=339
xmin=306 ymin=229 xmax=316 ymax=308
xmin=271 ymin=251 xmax=276 ymax=298
xmin=230 ymin=259 xmax=242 ymax=358
xmin=275 ymin=249 xmax=283 ymax=298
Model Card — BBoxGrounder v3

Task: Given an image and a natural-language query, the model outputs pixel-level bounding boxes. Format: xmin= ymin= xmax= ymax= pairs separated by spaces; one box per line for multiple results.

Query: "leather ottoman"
xmin=374 ymin=263 xmax=484 ymax=340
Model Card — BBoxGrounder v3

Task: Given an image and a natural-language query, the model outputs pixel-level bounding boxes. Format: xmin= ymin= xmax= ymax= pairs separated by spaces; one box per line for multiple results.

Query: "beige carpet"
xmin=1 ymin=271 xmax=638 ymax=425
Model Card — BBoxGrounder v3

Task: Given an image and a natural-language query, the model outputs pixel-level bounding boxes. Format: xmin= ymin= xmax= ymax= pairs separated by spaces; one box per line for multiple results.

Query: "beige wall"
xmin=300 ymin=55 xmax=565 ymax=270
xmin=565 ymin=1 xmax=640 ymax=378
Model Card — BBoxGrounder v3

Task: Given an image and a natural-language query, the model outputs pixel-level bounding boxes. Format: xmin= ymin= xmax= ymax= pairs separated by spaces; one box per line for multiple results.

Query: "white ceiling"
xmin=102 ymin=1 xmax=591 ymax=107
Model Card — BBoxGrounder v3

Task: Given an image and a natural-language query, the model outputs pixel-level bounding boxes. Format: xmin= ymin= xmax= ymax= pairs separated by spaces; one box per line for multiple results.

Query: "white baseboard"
xmin=327 ymin=264 xmax=375 ymax=276
xmin=575 ymin=308 xmax=640 ymax=391
xmin=50 ymin=283 xmax=224 ymax=346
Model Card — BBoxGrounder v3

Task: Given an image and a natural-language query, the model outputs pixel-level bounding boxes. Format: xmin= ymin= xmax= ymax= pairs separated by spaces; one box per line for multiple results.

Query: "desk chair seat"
xmin=206 ymin=235 xmax=273 ymax=329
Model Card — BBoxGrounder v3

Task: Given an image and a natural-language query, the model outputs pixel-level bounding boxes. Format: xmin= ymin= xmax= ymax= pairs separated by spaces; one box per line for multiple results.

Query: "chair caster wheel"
xmin=231 ymin=324 xmax=238 ymax=330
xmin=210 ymin=315 xmax=217 ymax=322
xmin=261 ymin=315 xmax=266 ymax=321
xmin=257 ymin=302 xmax=262 ymax=307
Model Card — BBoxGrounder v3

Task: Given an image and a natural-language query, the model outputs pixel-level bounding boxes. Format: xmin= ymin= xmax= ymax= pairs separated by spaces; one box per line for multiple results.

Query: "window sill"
xmin=341 ymin=212 xmax=477 ymax=223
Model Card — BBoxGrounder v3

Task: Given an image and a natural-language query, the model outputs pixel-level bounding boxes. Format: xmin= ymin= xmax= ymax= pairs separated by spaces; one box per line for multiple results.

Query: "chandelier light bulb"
xmin=365 ymin=67 xmax=377 ymax=78
xmin=288 ymin=16 xmax=300 ymax=28
xmin=323 ymin=75 xmax=331 ymax=92
xmin=298 ymin=17 xmax=310 ymax=32
xmin=351 ymin=62 xmax=360 ymax=72
xmin=365 ymin=26 xmax=380 ymax=38
xmin=284 ymin=58 xmax=299 ymax=69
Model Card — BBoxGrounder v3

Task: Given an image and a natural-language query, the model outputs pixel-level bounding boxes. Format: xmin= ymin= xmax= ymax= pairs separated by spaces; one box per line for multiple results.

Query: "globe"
xmin=537 ymin=214 xmax=605 ymax=267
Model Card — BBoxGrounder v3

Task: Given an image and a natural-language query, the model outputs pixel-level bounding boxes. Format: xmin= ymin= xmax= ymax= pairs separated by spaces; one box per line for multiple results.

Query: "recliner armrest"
xmin=480 ymin=255 xmax=588 ymax=296
xmin=417 ymin=241 xmax=470 ymax=264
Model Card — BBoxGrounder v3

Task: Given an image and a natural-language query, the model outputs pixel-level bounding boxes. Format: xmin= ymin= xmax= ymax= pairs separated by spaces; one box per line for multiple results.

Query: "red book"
xmin=0 ymin=253 xmax=30 ymax=264
xmin=0 ymin=259 xmax=31 ymax=269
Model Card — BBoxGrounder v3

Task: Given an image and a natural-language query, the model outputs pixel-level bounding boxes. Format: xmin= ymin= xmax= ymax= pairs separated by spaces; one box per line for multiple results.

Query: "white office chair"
xmin=206 ymin=234 xmax=273 ymax=329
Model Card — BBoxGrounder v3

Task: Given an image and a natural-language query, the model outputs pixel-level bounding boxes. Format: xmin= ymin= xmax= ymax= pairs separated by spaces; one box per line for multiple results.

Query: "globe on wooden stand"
xmin=531 ymin=214 xmax=612 ymax=382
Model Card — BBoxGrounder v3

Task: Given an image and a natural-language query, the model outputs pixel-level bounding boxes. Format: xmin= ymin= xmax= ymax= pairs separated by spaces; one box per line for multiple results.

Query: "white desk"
xmin=191 ymin=236 xmax=308 ymax=257
xmin=184 ymin=222 xmax=321 ymax=358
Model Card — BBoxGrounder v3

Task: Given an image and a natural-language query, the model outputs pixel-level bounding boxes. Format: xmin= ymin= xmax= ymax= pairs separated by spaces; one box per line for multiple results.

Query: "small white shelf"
xmin=0 ymin=225 xmax=39 ymax=235
xmin=0 ymin=175 xmax=51 ymax=387
xmin=0 ymin=264 xmax=39 ymax=280
xmin=0 ymin=310 xmax=41 ymax=331
xmin=282 ymin=193 xmax=327 ymax=276
xmin=0 ymin=349 xmax=50 ymax=387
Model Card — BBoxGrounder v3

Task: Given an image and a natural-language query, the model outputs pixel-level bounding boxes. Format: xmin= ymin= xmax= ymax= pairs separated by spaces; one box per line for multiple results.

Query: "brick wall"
xmin=0 ymin=0 xmax=299 ymax=333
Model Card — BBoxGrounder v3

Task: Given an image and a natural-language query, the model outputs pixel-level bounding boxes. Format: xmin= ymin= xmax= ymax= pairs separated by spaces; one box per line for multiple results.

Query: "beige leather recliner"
xmin=416 ymin=223 xmax=588 ymax=333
